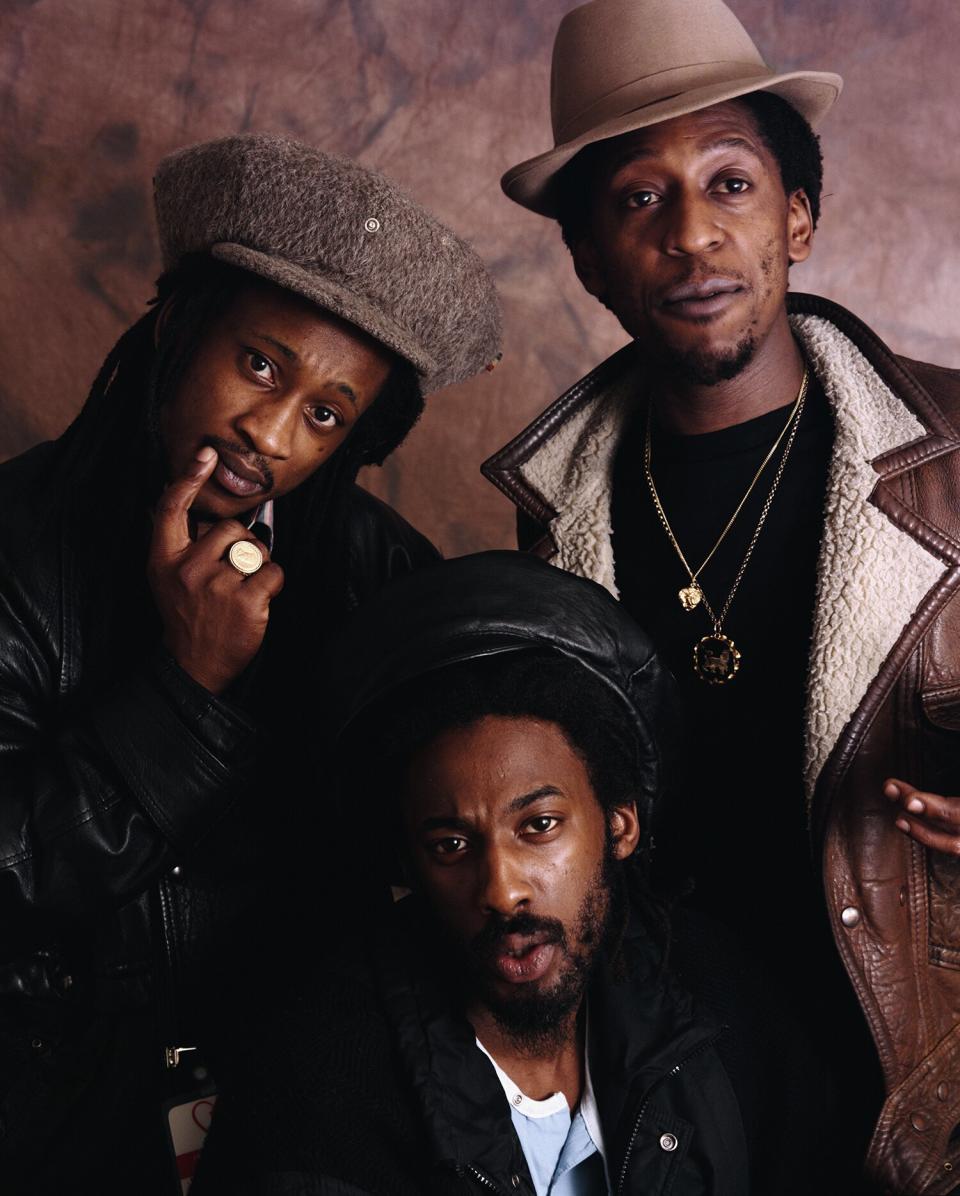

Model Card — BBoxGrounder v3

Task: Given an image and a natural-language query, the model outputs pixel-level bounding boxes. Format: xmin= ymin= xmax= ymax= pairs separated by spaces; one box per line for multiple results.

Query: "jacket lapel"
xmin=790 ymin=312 xmax=951 ymax=807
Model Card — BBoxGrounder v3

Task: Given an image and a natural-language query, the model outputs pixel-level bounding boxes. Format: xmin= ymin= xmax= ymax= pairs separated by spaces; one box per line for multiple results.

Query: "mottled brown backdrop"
xmin=1 ymin=0 xmax=957 ymax=555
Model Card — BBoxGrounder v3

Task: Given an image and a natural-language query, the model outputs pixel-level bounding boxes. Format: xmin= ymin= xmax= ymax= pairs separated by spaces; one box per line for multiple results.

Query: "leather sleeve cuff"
xmin=86 ymin=650 xmax=259 ymax=852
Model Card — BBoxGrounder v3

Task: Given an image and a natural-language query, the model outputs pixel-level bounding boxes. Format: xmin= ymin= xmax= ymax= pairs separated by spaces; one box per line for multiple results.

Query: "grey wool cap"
xmin=153 ymin=134 xmax=502 ymax=395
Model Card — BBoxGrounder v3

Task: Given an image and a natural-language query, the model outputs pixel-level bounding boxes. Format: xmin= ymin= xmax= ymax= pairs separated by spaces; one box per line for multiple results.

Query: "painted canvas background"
xmin=1 ymin=0 xmax=957 ymax=555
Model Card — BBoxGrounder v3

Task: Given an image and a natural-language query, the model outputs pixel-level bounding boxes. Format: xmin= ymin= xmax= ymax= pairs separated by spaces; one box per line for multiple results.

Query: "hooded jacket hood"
xmin=327 ymin=550 xmax=681 ymax=828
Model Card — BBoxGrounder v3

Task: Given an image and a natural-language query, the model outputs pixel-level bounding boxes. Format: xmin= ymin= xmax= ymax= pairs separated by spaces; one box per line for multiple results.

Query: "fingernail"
xmin=884 ymin=783 xmax=900 ymax=798
xmin=907 ymin=798 xmax=925 ymax=814
xmin=895 ymin=819 xmax=911 ymax=833
xmin=196 ymin=446 xmax=216 ymax=464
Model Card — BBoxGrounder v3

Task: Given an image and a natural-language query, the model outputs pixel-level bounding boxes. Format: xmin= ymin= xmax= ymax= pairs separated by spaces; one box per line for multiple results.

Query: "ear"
xmin=608 ymin=801 xmax=641 ymax=860
xmin=786 ymin=188 xmax=814 ymax=265
xmin=572 ymin=236 xmax=609 ymax=302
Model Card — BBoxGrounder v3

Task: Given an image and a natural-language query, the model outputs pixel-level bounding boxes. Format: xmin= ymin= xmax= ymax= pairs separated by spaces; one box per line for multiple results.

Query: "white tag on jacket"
xmin=165 ymin=1093 xmax=218 ymax=1193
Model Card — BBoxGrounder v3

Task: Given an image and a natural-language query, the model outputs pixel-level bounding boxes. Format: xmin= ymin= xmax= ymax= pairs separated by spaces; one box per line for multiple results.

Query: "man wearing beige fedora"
xmin=484 ymin=1 xmax=960 ymax=1192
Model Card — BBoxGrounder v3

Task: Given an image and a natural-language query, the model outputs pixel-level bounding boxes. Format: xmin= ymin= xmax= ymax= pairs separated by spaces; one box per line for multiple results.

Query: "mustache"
xmin=203 ymin=435 xmax=275 ymax=491
xmin=470 ymin=911 xmax=566 ymax=959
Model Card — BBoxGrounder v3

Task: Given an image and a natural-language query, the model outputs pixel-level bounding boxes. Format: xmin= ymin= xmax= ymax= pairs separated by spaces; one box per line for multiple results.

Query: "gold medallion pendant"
xmin=678 ymin=584 xmax=702 ymax=612
xmin=693 ymin=633 xmax=742 ymax=684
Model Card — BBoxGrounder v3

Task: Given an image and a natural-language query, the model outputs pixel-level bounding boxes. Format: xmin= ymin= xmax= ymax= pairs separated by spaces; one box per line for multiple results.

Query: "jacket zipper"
xmin=615 ymin=1030 xmax=724 ymax=1196
xmin=461 ymin=1163 xmax=510 ymax=1194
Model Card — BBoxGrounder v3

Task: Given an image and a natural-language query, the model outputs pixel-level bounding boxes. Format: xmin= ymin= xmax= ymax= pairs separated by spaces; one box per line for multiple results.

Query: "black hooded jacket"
xmin=194 ymin=553 xmax=836 ymax=1196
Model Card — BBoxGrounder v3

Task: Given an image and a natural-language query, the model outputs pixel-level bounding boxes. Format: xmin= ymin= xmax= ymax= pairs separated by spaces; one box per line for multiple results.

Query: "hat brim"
xmin=502 ymin=69 xmax=842 ymax=217
xmin=210 ymin=242 xmax=440 ymax=383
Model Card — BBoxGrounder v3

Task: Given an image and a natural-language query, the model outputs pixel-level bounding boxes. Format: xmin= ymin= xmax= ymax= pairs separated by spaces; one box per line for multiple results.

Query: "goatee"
xmin=660 ymin=330 xmax=758 ymax=387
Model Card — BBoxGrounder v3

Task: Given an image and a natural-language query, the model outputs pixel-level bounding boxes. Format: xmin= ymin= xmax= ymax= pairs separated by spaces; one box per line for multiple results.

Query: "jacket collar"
xmin=374 ymin=897 xmax=720 ymax=1191
xmin=481 ymin=293 xmax=960 ymax=812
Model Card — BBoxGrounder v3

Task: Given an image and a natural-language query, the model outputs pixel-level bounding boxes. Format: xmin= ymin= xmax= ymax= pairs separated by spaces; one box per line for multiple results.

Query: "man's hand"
xmin=884 ymin=778 xmax=960 ymax=857
xmin=147 ymin=447 xmax=285 ymax=695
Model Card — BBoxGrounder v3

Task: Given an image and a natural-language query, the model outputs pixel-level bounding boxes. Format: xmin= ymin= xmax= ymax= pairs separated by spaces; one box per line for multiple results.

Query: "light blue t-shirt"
xmin=476 ymin=1040 xmax=610 ymax=1196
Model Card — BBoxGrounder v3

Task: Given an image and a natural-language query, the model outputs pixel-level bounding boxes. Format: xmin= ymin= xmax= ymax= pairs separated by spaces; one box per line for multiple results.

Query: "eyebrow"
xmin=609 ymin=135 xmax=764 ymax=174
xmin=252 ymin=331 xmax=298 ymax=361
xmin=252 ymin=332 xmax=359 ymax=409
xmin=417 ymin=786 xmax=564 ymax=834
xmin=505 ymin=785 xmax=563 ymax=815
xmin=333 ymin=382 xmax=359 ymax=410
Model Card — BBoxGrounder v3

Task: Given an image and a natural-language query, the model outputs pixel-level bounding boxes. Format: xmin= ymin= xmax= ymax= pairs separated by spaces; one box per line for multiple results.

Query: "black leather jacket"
xmin=0 ymin=438 xmax=438 ymax=1194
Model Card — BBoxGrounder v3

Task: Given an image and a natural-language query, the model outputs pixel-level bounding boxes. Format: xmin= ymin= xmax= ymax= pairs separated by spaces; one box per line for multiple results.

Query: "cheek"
xmin=756 ymin=234 xmax=788 ymax=295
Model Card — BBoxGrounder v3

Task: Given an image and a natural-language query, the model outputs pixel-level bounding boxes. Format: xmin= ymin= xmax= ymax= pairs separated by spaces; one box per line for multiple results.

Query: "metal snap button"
xmin=510 ymin=1175 xmax=521 ymax=1189
xmin=513 ymin=1093 xmax=522 ymax=1106
xmin=660 ymin=1132 xmax=678 ymax=1152
xmin=364 ymin=217 xmax=381 ymax=233
xmin=911 ymin=1110 xmax=931 ymax=1133
xmin=170 ymin=865 xmax=182 ymax=878
xmin=937 ymin=1082 xmax=951 ymax=1103
xmin=30 ymin=1037 xmax=44 ymax=1051
xmin=841 ymin=906 xmax=861 ymax=928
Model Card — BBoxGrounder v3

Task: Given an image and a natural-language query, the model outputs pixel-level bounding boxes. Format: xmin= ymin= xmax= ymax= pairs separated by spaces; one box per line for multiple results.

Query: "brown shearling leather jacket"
xmin=482 ymin=293 xmax=960 ymax=1195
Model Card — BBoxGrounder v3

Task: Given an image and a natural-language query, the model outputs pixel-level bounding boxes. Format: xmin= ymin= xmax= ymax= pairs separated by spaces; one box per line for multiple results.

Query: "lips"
xmin=660 ymin=276 xmax=745 ymax=320
xmin=487 ymin=933 xmax=559 ymax=985
xmin=210 ymin=447 xmax=270 ymax=499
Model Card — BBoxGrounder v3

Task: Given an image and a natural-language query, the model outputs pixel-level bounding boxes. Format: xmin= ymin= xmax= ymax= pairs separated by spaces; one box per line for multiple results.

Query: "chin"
xmin=659 ymin=331 xmax=758 ymax=386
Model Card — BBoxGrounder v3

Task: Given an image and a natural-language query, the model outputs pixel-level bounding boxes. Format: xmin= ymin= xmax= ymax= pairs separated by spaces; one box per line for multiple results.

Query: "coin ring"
xmin=228 ymin=540 xmax=264 ymax=576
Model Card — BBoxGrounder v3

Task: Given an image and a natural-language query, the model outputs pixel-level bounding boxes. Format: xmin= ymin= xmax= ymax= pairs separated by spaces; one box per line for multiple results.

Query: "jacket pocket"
xmin=616 ymin=1103 xmax=700 ymax=1195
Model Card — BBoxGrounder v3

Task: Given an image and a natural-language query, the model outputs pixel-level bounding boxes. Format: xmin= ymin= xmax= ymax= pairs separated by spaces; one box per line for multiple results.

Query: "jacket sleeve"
xmin=0 ymin=572 xmax=258 ymax=944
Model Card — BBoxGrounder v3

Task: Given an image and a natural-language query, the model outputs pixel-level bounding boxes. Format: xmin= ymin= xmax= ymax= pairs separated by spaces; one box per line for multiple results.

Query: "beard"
xmin=464 ymin=842 xmax=623 ymax=1055
xmin=656 ymin=328 xmax=758 ymax=387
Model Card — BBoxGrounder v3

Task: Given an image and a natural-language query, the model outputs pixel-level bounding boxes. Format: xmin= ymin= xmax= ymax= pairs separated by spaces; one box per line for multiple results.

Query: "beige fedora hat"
xmin=502 ymin=0 xmax=842 ymax=216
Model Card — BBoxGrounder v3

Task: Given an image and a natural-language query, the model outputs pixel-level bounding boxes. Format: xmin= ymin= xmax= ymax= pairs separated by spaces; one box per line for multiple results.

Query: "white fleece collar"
xmin=515 ymin=315 xmax=949 ymax=797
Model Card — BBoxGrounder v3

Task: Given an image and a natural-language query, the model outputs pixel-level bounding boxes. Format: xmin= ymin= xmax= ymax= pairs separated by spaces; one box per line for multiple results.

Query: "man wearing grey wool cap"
xmin=0 ymin=133 xmax=500 ymax=1195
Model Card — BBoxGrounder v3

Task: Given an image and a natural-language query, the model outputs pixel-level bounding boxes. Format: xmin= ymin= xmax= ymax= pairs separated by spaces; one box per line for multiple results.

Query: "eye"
xmin=522 ymin=815 xmax=561 ymax=837
xmin=246 ymin=350 xmax=275 ymax=383
xmin=427 ymin=835 xmax=469 ymax=858
xmin=625 ymin=189 xmax=659 ymax=209
xmin=715 ymin=176 xmax=751 ymax=195
xmin=307 ymin=404 xmax=343 ymax=431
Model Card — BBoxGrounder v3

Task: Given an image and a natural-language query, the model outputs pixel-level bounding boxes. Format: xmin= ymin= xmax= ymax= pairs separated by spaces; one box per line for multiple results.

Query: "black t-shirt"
xmin=611 ymin=376 xmax=884 ymax=1186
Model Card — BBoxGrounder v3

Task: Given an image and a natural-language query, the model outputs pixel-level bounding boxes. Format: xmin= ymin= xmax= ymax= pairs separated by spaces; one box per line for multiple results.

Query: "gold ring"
xmin=227 ymin=540 xmax=264 ymax=576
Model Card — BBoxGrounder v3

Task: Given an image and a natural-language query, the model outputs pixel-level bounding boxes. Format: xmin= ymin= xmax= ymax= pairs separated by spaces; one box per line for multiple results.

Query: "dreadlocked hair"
xmin=341 ymin=649 xmax=672 ymax=956
xmin=57 ymin=253 xmax=425 ymax=600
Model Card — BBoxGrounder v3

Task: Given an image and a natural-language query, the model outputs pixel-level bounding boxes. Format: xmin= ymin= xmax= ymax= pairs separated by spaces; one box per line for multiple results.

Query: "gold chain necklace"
xmin=643 ymin=365 xmax=809 ymax=684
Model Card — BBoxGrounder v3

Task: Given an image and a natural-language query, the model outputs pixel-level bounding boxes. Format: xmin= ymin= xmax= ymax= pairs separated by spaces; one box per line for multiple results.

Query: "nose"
xmin=234 ymin=396 xmax=297 ymax=460
xmin=662 ymin=190 xmax=723 ymax=258
xmin=478 ymin=844 xmax=532 ymax=917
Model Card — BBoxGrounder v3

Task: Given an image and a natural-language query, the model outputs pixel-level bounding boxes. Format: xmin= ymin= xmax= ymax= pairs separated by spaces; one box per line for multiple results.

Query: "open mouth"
xmin=488 ymin=934 xmax=559 ymax=985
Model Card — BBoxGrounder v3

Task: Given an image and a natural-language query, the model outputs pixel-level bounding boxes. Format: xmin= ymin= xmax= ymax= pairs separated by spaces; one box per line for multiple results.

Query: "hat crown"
xmin=551 ymin=0 xmax=770 ymax=144
xmin=153 ymin=134 xmax=501 ymax=395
